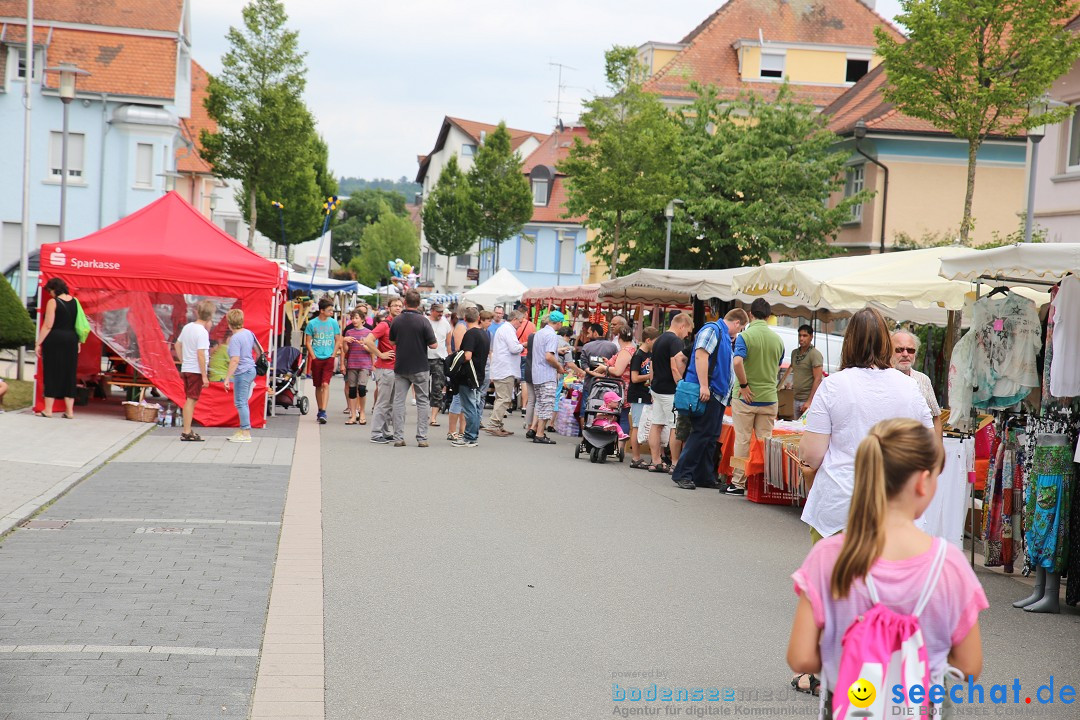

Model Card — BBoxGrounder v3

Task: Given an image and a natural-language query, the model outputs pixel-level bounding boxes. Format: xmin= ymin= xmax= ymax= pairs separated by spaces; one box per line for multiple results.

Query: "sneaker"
xmin=724 ymin=485 xmax=746 ymax=496
xmin=370 ymin=436 xmax=391 ymax=444
xmin=452 ymin=438 xmax=477 ymax=447
xmin=394 ymin=441 xmax=406 ymax=447
xmin=676 ymin=479 xmax=696 ymax=490
xmin=525 ymin=429 xmax=536 ymax=440
xmin=228 ymin=433 xmax=252 ymax=444
xmin=418 ymin=441 xmax=429 ymax=448
xmin=317 ymin=411 xmax=327 ymax=425
xmin=446 ymin=432 xmax=456 ymax=441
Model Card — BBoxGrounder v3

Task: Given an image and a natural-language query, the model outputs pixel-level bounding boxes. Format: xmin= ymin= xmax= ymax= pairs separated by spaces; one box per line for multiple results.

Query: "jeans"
xmin=232 ymin=368 xmax=256 ymax=430
xmin=458 ymin=385 xmax=482 ymax=442
xmin=486 ymin=377 xmax=515 ymax=430
xmin=392 ymin=371 xmax=431 ymax=442
xmin=370 ymin=368 xmax=397 ymax=441
xmin=672 ymin=396 xmax=725 ymax=488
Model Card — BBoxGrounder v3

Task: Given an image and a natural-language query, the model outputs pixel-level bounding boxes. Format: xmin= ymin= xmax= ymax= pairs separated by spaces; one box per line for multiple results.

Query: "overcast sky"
xmin=189 ymin=0 xmax=906 ymax=182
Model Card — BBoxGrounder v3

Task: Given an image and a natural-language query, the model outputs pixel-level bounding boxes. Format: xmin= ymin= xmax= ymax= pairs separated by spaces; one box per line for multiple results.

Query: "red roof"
xmin=416 ymin=116 xmax=549 ymax=183
xmin=177 ymin=60 xmax=215 ymax=174
xmin=643 ymin=0 xmax=904 ymax=106
xmin=0 ymin=0 xmax=185 ymax=33
xmin=2 ymin=22 xmax=178 ymax=99
xmin=522 ymin=127 xmax=590 ymax=224
xmin=823 ymin=63 xmax=1023 ymax=139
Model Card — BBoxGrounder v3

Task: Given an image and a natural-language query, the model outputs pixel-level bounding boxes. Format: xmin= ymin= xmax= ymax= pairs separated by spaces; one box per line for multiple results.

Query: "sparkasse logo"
xmin=49 ymin=249 xmax=66 ymax=267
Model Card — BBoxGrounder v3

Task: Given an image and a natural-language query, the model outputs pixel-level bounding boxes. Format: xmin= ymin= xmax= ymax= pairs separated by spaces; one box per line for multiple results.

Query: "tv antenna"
xmin=549 ymin=61 xmax=577 ymax=129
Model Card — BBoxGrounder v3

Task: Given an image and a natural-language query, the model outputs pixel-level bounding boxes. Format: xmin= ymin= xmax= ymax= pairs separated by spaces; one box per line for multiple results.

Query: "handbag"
xmin=674 ymin=379 xmax=707 ymax=417
xmin=252 ymin=333 xmax=269 ymax=377
xmin=73 ymin=298 xmax=91 ymax=343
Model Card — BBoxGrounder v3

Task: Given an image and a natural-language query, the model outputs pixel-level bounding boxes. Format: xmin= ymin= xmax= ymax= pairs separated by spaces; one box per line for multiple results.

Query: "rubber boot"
xmin=1014 ymin=567 xmax=1046 ymax=608
xmin=1024 ymin=572 xmax=1061 ymax=614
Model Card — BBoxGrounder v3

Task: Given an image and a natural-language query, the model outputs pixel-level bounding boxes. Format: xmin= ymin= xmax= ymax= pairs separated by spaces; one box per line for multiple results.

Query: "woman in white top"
xmin=799 ymin=307 xmax=933 ymax=543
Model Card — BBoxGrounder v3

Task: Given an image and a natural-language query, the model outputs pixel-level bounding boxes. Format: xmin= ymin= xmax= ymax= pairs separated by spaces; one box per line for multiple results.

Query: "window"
xmin=14 ymin=47 xmax=44 ymax=81
xmin=558 ymin=231 xmax=576 ymax=274
xmin=48 ymin=132 xmax=85 ymax=179
xmin=1068 ymin=106 xmax=1080 ymax=172
xmin=423 ymin=250 xmax=439 ymax=271
xmin=532 ymin=179 xmax=548 ymax=206
xmin=760 ymin=52 xmax=785 ymax=79
xmin=456 ymin=253 xmax=473 ymax=268
xmin=224 ymin=219 xmax=240 ymax=239
xmin=518 ymin=232 xmax=536 ymax=272
xmin=846 ymin=58 xmax=870 ymax=84
xmin=134 ymin=143 xmax=154 ymax=188
xmin=460 ymin=144 xmax=476 ymax=157
xmin=846 ymin=165 xmax=865 ymax=222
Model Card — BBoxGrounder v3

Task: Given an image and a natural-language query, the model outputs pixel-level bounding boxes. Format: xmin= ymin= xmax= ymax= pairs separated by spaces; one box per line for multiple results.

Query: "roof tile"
xmin=0 ymin=0 xmax=184 ymax=33
xmin=522 ymin=127 xmax=590 ymax=224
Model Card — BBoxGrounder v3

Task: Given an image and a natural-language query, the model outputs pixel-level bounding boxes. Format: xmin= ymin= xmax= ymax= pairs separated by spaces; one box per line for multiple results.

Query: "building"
xmin=476 ymin=126 xmax=591 ymax=287
xmin=1028 ymin=14 xmax=1080 ymax=244
xmin=175 ymin=59 xmax=219 ymax=222
xmin=822 ymin=65 xmax=1027 ymax=251
xmin=415 ymin=115 xmax=547 ymax=292
xmin=639 ymin=0 xmax=903 ymax=110
xmin=0 ymin=0 xmax=194 ymax=267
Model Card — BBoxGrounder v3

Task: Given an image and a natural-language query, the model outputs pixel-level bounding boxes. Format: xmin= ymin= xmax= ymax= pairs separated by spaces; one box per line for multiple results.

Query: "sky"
xmin=189 ymin=0 xmax=906 ymax=182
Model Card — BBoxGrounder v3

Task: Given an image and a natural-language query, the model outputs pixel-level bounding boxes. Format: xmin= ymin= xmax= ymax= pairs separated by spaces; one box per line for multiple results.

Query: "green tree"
xmin=347 ymin=208 xmax=420 ymax=289
xmin=0 ymin=275 xmax=34 ymax=349
xmin=468 ymin=122 xmax=533 ymax=268
xmin=423 ymin=156 xmax=479 ymax=288
xmin=329 ymin=188 xmax=408 ymax=267
xmin=254 ymin=130 xmax=337 ymax=259
xmin=875 ymin=0 xmax=1080 ymax=243
xmin=201 ymin=0 xmax=324 ymax=249
xmin=560 ymin=46 xmax=682 ymax=278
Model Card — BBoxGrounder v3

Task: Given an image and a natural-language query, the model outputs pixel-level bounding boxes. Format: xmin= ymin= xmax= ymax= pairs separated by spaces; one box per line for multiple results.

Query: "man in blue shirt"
xmin=672 ymin=308 xmax=747 ymax=491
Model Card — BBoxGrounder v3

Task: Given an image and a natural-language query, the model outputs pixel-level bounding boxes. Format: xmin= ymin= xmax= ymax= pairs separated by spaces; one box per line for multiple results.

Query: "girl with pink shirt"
xmin=787 ymin=419 xmax=988 ymax=708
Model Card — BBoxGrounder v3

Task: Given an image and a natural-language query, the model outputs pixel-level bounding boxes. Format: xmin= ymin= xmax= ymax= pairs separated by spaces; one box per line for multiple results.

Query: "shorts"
xmin=310 ymin=356 xmax=335 ymax=387
xmin=345 ymin=368 xmax=370 ymax=387
xmin=182 ymin=372 xmax=204 ymax=400
xmin=650 ymin=391 xmax=675 ymax=427
xmin=535 ymin=381 xmax=557 ymax=420
xmin=630 ymin=401 xmax=650 ymax=427
xmin=675 ymin=413 xmax=692 ymax=442
xmin=449 ymin=394 xmax=462 ymax=414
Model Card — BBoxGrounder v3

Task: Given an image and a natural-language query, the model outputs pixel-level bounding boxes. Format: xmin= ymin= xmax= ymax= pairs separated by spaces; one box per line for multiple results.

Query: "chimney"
xmin=859 ymin=0 xmax=876 ymax=9
xmin=480 ymin=130 xmax=487 ymax=144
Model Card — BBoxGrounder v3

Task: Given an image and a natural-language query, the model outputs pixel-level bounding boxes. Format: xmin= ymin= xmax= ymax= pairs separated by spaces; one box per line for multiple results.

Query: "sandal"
xmin=345 ymin=419 xmax=357 ymax=426
xmin=430 ymin=420 xmax=440 ymax=427
xmin=791 ymin=674 xmax=820 ymax=697
xmin=648 ymin=462 xmax=671 ymax=474
xmin=532 ymin=435 xmax=556 ymax=444
xmin=180 ymin=432 xmax=204 ymax=442
xmin=629 ymin=459 xmax=649 ymax=469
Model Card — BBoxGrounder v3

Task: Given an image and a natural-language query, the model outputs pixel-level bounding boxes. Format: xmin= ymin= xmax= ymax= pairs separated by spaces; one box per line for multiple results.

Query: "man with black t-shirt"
xmin=454 ymin=309 xmax=493 ymax=448
xmin=647 ymin=313 xmax=694 ymax=472
xmin=389 ymin=290 xmax=438 ymax=447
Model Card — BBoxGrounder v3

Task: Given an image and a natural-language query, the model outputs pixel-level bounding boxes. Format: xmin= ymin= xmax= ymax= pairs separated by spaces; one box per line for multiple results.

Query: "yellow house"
xmin=640 ymin=0 xmax=902 ymax=110
xmin=823 ymin=66 xmax=1027 ymax=251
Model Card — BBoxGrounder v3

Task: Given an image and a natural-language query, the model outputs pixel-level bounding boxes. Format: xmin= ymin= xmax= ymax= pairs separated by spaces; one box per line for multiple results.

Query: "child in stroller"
xmin=590 ymin=391 xmax=628 ymax=440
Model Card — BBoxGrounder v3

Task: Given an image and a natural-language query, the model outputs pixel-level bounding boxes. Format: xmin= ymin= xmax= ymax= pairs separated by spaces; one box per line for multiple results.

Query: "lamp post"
xmin=46 ymin=63 xmax=89 ymax=242
xmin=271 ymin=200 xmax=285 ymax=259
xmin=664 ymin=198 xmax=683 ymax=270
xmin=209 ymin=192 xmax=218 ymax=224
xmin=1023 ymin=96 xmax=1057 ymax=244
xmin=852 ymin=120 xmax=889 ymax=254
xmin=157 ymin=171 xmax=182 ymax=194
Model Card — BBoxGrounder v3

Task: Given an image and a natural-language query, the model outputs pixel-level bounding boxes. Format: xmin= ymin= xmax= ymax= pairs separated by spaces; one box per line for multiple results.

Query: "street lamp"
xmin=209 ymin=193 xmax=218 ymax=223
xmin=664 ymin=198 xmax=683 ymax=270
xmin=157 ymin=171 xmax=182 ymax=194
xmin=852 ymin=120 xmax=889 ymax=254
xmin=45 ymin=62 xmax=89 ymax=242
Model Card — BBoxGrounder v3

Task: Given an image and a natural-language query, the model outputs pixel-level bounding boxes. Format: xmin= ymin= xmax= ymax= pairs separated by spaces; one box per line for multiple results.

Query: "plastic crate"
xmin=747 ymin=473 xmax=804 ymax=506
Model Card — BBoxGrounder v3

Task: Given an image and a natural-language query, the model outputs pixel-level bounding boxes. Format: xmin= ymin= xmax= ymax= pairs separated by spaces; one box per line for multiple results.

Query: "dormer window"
xmin=846 ymin=58 xmax=870 ymax=83
xmin=532 ymin=179 xmax=548 ymax=206
xmin=760 ymin=52 xmax=785 ymax=79
xmin=529 ymin=165 xmax=555 ymax=206
xmin=10 ymin=46 xmax=44 ymax=82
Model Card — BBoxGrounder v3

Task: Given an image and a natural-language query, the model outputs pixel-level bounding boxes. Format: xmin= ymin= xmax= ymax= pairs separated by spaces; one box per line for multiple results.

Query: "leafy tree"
xmin=338 ymin=176 xmax=421 ymax=198
xmin=201 ymin=0 xmax=325 ymax=249
xmin=422 ymin=156 xmax=480 ymax=288
xmin=347 ymin=208 xmax=420 ymax=289
xmin=0 ymin=275 xmax=34 ymax=349
xmin=467 ymin=122 xmax=533 ymax=267
xmin=342 ymin=188 xmax=407 ymax=223
xmin=560 ymin=46 xmax=682 ymax=278
xmin=330 ymin=216 xmax=366 ymax=267
xmin=875 ymin=0 xmax=1080 ymax=243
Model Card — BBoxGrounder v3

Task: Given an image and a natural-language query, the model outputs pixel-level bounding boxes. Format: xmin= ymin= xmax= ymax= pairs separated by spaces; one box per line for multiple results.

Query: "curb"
xmin=0 ymin=420 xmax=157 ymax=537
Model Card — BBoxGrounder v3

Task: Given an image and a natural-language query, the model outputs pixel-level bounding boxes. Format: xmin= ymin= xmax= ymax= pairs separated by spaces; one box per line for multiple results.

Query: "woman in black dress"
xmin=36 ymin=277 xmax=80 ymax=418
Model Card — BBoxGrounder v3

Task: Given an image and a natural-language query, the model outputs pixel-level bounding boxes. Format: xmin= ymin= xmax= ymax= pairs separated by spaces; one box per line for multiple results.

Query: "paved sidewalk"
xmin=0 ymin=411 xmax=155 ymax=536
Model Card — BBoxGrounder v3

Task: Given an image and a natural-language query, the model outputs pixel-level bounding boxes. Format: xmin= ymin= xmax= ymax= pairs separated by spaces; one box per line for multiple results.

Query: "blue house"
xmin=477 ymin=126 xmax=591 ymax=286
xmin=0 ymin=0 xmax=194 ymax=274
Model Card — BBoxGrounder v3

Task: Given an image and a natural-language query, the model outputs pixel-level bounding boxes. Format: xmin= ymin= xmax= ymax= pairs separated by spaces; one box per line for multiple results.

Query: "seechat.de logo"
xmin=49 ymin=249 xmax=67 ymax=267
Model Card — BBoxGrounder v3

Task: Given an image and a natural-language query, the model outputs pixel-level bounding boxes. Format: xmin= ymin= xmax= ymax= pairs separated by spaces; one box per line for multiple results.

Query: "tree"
xmin=468 ymin=122 xmax=533 ymax=268
xmin=423 ymin=156 xmax=479 ymax=288
xmin=201 ymin=0 xmax=322 ymax=249
xmin=342 ymin=188 xmax=407 ymax=223
xmin=875 ymin=0 xmax=1080 ymax=243
xmin=347 ymin=208 xmax=420 ymax=289
xmin=0 ymin=275 xmax=34 ymax=349
xmin=560 ymin=46 xmax=682 ymax=278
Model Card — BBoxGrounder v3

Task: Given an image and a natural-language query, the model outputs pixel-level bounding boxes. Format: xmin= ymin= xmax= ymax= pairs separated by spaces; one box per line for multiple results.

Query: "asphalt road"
xmin=320 ymin=379 xmax=1080 ymax=719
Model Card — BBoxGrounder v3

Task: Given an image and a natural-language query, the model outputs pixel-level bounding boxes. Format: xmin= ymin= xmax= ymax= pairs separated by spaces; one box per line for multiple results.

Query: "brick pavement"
xmin=0 ymin=416 xmax=299 ymax=719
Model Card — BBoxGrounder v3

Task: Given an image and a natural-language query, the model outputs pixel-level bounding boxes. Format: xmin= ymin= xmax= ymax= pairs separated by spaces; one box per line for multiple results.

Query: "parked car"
xmin=2 ymin=250 xmax=39 ymax=317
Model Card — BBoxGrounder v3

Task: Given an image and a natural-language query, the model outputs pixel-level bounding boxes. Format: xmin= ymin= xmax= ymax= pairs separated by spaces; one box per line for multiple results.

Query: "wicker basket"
xmin=122 ymin=389 xmax=160 ymax=423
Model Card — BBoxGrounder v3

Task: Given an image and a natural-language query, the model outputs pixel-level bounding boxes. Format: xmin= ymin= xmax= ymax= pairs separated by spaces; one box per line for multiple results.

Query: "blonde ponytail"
xmin=830 ymin=419 xmax=942 ymax=599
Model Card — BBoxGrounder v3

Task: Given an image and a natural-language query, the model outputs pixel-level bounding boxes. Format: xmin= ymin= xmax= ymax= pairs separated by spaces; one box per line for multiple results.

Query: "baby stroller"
xmin=574 ymin=378 xmax=625 ymax=464
xmin=267 ymin=345 xmax=310 ymax=415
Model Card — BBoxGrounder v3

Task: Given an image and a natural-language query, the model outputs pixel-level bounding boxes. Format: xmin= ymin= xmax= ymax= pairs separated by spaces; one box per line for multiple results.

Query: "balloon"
xmin=387 ymin=260 xmax=396 ymax=273
xmin=402 ymin=264 xmax=413 ymax=276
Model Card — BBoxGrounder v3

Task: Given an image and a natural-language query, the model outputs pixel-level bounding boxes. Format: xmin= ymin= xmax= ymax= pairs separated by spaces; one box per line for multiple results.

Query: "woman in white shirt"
xmin=799 ymin=307 xmax=933 ymax=543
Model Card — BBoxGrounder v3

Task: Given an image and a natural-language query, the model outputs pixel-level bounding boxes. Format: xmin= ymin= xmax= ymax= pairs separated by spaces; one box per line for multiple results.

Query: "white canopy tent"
xmin=939 ymin=243 xmax=1080 ymax=284
xmin=461 ymin=268 xmax=529 ymax=309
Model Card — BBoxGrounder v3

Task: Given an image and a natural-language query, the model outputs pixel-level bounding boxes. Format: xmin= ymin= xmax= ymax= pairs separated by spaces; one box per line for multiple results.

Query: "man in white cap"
xmin=528 ymin=310 xmax=567 ymax=445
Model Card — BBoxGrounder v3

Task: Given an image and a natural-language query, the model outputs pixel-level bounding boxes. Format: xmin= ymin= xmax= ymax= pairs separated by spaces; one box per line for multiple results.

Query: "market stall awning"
xmin=521 ymin=284 xmax=602 ymax=304
xmin=288 ymin=277 xmax=360 ymax=293
xmin=462 ymin=268 xmax=529 ymax=308
xmin=939 ymin=242 xmax=1080 ymax=283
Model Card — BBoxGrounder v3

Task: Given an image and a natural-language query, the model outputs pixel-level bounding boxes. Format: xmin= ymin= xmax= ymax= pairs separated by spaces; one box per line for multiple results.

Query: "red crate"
xmin=747 ymin=473 xmax=805 ymax=506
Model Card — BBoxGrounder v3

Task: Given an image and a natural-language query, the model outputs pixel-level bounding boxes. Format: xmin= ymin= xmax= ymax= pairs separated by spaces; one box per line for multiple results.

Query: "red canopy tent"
xmin=35 ymin=192 xmax=287 ymax=428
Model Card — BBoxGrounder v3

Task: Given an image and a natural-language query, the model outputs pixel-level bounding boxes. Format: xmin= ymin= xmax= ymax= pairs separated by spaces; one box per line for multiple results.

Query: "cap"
xmin=548 ymin=310 xmax=565 ymax=323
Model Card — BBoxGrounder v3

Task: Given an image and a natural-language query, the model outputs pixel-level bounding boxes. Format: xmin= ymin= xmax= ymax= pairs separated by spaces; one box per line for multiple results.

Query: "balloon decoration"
xmin=386 ymin=257 xmax=421 ymax=293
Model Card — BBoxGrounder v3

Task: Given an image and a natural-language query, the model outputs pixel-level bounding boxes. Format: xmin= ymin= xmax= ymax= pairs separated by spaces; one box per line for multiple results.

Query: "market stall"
xmin=461 ymin=268 xmax=528 ymax=308
xmin=35 ymin=192 xmax=287 ymax=428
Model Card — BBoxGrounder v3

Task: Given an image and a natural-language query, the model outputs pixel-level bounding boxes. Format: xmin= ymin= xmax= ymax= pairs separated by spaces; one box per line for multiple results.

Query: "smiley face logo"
xmin=848 ymin=678 xmax=876 ymax=709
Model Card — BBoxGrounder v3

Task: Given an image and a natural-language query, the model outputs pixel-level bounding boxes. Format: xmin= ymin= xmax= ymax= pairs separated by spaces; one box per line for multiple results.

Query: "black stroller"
xmin=574 ymin=377 xmax=626 ymax=464
xmin=267 ymin=345 xmax=310 ymax=415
